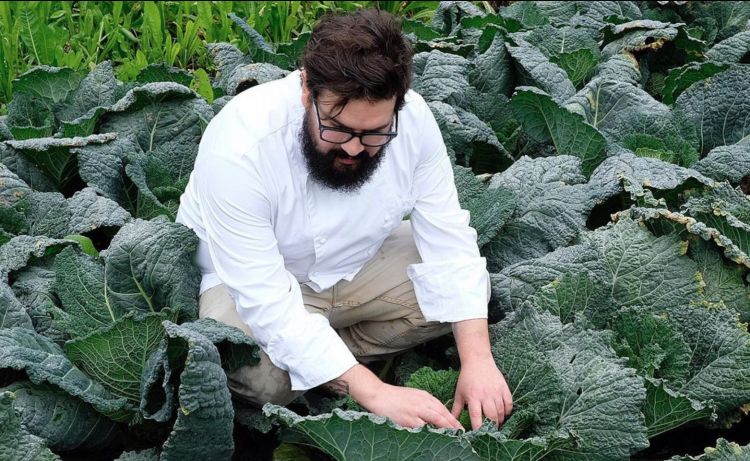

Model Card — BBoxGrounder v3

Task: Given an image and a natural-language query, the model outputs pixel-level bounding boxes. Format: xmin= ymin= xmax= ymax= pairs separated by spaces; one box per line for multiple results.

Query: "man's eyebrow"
xmin=324 ymin=113 xmax=391 ymax=132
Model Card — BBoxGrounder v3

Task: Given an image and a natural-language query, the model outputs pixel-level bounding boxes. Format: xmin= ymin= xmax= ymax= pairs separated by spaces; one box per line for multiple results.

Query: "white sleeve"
xmin=195 ymin=152 xmax=357 ymax=391
xmin=406 ymin=104 xmax=490 ymax=323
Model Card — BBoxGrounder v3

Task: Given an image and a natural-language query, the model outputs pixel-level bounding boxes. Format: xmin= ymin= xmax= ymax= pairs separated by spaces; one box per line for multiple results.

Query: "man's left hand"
xmin=451 ymin=318 xmax=513 ymax=430
xmin=450 ymin=358 xmax=513 ymax=430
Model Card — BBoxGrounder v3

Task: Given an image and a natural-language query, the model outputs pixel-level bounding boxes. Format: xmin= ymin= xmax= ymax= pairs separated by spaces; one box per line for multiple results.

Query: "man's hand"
xmin=334 ymin=364 xmax=462 ymax=430
xmin=364 ymin=383 xmax=463 ymax=430
xmin=452 ymin=318 xmax=513 ymax=430
xmin=451 ymin=358 xmax=512 ymax=430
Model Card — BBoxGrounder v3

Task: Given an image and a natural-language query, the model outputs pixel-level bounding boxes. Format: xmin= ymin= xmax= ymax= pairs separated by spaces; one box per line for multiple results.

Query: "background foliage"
xmin=1 ymin=1 xmax=750 ymax=460
xmin=0 ymin=1 xmax=499 ymax=109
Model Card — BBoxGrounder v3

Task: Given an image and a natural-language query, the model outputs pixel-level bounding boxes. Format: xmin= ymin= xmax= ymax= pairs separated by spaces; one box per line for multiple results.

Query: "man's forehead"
xmin=316 ymin=91 xmax=396 ymax=130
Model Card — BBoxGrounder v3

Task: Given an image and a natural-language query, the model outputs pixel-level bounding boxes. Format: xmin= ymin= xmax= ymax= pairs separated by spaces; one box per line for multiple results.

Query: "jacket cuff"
xmin=406 ymin=258 xmax=489 ymax=323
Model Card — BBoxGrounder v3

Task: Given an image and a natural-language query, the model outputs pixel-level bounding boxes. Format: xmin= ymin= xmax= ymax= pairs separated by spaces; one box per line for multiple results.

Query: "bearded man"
xmin=176 ymin=9 xmax=512 ymax=430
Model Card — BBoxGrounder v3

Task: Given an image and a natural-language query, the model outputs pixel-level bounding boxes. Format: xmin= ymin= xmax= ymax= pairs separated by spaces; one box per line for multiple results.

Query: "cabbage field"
xmin=2 ymin=1 xmax=750 ymax=460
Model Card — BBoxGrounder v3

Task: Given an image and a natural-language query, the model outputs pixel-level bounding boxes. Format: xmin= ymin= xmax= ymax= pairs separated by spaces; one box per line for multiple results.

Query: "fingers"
xmin=483 ymin=398 xmax=501 ymax=428
xmin=421 ymin=408 xmax=462 ymax=430
xmin=504 ymin=385 xmax=514 ymax=416
xmin=424 ymin=398 xmax=462 ymax=429
xmin=451 ymin=394 xmax=464 ymax=419
xmin=468 ymin=400 xmax=483 ymax=431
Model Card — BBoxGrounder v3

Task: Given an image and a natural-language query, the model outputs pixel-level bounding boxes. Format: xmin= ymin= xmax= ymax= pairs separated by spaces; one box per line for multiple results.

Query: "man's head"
xmin=298 ymin=9 xmax=413 ymax=191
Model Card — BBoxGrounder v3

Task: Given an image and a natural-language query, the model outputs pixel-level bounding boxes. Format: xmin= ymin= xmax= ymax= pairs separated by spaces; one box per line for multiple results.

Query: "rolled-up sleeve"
xmin=406 ymin=104 xmax=490 ymax=323
xmin=195 ymin=153 xmax=357 ymax=391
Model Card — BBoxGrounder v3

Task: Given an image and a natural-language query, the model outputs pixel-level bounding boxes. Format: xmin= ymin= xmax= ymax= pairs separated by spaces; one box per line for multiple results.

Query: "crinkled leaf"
xmin=207 ymin=43 xmax=252 ymax=93
xmin=135 ymin=64 xmax=193 ymax=86
xmin=469 ymin=31 xmax=514 ymax=99
xmin=428 ymin=101 xmax=512 ymax=171
xmin=669 ymin=438 xmax=750 ymax=461
xmin=6 ymin=93 xmax=55 ymax=140
xmin=16 ymin=191 xmax=70 ymax=238
xmin=706 ymin=30 xmax=750 ymax=64
xmin=500 ymin=2 xmax=549 ymax=29
xmin=552 ymin=49 xmax=598 ymax=88
xmin=610 ymin=309 xmax=691 ymax=385
xmin=663 ymin=62 xmax=731 ymax=106
xmin=506 ymin=41 xmax=576 ymax=104
xmin=11 ymin=265 xmax=64 ymax=343
xmin=691 ymin=1 xmax=750 ymax=42
xmin=67 ymin=187 xmax=132 ymax=235
xmin=0 ymin=281 xmax=33 ymax=329
xmin=159 ymin=321 xmax=234 ymax=461
xmin=582 ymin=217 xmax=702 ymax=310
xmin=65 ymin=310 xmax=176 ymax=407
xmin=683 ymin=183 xmax=750 ymax=257
xmin=102 ymin=218 xmax=201 ymax=321
xmin=689 ymin=238 xmax=750 ymax=322
xmin=567 ymin=1 xmax=643 ymax=32
xmin=99 ymin=82 xmax=212 ymax=162
xmin=527 ymin=272 xmax=613 ymax=327
xmin=0 ymin=144 xmax=57 ymax=192
xmin=265 ymin=404 xmax=480 ymax=461
xmin=490 ymin=243 xmax=609 ymax=317
xmin=630 ymin=207 xmax=750 ymax=269
xmin=667 ymin=305 xmax=750 ymax=415
xmin=694 ymin=139 xmax=750 ymax=185
xmin=594 ymin=53 xmax=641 ymax=86
xmin=453 ymin=165 xmax=515 ymax=247
xmin=0 ymin=116 xmax=12 ymax=141
xmin=217 ymin=60 xmax=288 ymax=97
xmin=0 ymin=391 xmax=59 ymax=461
xmin=510 ymin=87 xmax=606 ymax=175
xmin=5 ymin=133 xmax=116 ymax=189
xmin=1 ymin=380 xmax=122 ymax=451
xmin=0 ymin=163 xmax=32 ymax=234
xmin=601 ymin=20 xmax=703 ymax=59
xmin=514 ymin=25 xmax=599 ymax=61
xmin=644 ymin=379 xmax=715 ymax=438
xmin=171 ymin=317 xmax=261 ymax=376
xmin=566 ymin=78 xmax=696 ymax=150
xmin=675 ymin=66 xmax=750 ymax=154
xmin=431 ymin=1 xmax=484 ymax=36
xmin=51 ymin=246 xmax=124 ymax=339
xmin=70 ymin=134 xmax=135 ymax=204
xmin=484 ymin=156 xmax=592 ymax=271
xmin=0 ymin=327 xmax=133 ymax=422
xmin=139 ymin=339 xmax=174 ymax=423
xmin=413 ymin=51 xmax=473 ymax=106
xmin=0 ymin=235 xmax=74 ymax=282
xmin=587 ymin=152 xmax=714 ymax=206
xmin=123 ymin=156 xmax=174 ymax=220
xmin=621 ymin=133 xmax=700 ymax=168
xmin=58 ymin=61 xmax=119 ymax=137
xmin=490 ymin=306 xmax=649 ymax=460
xmin=12 ymin=66 xmax=82 ymax=106
xmin=115 ymin=448 xmax=160 ymax=461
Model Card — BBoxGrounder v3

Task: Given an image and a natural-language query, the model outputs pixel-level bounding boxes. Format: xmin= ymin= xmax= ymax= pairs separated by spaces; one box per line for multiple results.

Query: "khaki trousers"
xmin=198 ymin=221 xmax=452 ymax=407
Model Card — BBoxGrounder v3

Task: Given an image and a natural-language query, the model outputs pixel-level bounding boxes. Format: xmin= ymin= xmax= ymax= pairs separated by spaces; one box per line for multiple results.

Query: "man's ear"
xmin=300 ymin=69 xmax=311 ymax=109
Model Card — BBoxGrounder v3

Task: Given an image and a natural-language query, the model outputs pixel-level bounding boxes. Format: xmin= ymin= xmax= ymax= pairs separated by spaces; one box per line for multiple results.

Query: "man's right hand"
xmin=332 ymin=364 xmax=462 ymax=430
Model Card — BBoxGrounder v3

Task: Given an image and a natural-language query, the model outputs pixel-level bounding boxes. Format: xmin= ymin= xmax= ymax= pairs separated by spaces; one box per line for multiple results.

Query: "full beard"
xmin=299 ymin=111 xmax=387 ymax=192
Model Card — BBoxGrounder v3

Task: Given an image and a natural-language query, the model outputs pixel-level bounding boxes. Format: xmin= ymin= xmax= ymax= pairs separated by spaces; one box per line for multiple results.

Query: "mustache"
xmin=328 ymin=148 xmax=367 ymax=160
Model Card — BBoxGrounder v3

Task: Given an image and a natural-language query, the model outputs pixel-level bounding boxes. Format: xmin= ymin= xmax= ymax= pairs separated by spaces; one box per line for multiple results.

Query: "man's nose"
xmin=341 ymin=136 xmax=365 ymax=156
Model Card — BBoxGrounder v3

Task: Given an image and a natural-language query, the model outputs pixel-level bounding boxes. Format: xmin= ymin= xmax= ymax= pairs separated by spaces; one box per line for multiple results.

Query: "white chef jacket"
xmin=175 ymin=69 xmax=489 ymax=391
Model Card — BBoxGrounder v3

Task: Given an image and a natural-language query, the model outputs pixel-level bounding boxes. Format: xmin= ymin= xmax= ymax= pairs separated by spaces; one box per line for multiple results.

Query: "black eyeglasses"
xmin=313 ymin=100 xmax=398 ymax=147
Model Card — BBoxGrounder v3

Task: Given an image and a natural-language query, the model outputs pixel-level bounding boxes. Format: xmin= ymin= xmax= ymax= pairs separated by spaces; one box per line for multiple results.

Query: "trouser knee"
xmin=225 ymin=350 xmax=304 ymax=408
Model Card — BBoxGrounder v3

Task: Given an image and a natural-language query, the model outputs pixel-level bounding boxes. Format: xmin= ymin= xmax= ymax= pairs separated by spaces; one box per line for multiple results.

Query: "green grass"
xmin=0 ymin=1 xmax=498 ymax=110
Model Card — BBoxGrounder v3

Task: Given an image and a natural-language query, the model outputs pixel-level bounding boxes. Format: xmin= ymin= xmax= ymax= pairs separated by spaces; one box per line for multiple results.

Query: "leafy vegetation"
xmin=1 ymin=1 xmax=750 ymax=459
xmin=0 ymin=1 xmax=454 ymax=109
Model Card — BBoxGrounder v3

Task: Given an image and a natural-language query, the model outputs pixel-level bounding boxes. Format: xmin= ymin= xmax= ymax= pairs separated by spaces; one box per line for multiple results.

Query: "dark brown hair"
xmin=301 ymin=9 xmax=413 ymax=115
